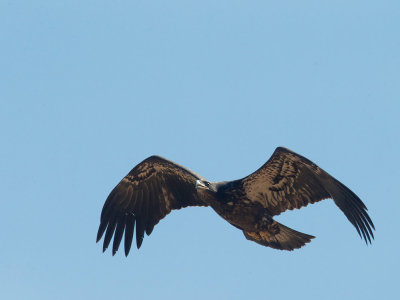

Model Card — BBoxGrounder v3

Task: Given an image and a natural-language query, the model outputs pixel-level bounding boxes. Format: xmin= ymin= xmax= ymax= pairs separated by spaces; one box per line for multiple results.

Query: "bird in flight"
xmin=97 ymin=147 xmax=374 ymax=256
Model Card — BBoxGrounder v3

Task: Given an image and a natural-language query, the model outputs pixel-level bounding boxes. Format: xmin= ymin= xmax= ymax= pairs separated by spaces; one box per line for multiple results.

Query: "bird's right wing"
xmin=96 ymin=156 xmax=208 ymax=256
xmin=239 ymin=147 xmax=375 ymax=243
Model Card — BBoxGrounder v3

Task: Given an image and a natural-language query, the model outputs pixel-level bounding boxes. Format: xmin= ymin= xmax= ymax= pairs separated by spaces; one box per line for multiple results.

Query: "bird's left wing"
xmin=96 ymin=156 xmax=207 ymax=256
xmin=238 ymin=147 xmax=375 ymax=243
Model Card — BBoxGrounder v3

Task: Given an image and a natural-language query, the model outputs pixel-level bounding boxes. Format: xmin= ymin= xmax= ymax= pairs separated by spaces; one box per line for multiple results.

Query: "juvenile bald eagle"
xmin=97 ymin=147 xmax=374 ymax=256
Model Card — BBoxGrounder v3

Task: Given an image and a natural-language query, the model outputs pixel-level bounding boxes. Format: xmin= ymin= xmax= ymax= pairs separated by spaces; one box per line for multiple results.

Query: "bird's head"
xmin=195 ymin=180 xmax=217 ymax=193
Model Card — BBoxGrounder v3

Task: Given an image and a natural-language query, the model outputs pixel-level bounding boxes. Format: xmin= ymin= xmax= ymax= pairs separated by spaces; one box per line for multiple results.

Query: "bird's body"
xmin=196 ymin=180 xmax=316 ymax=249
xmin=97 ymin=147 xmax=374 ymax=256
xmin=197 ymin=180 xmax=265 ymax=232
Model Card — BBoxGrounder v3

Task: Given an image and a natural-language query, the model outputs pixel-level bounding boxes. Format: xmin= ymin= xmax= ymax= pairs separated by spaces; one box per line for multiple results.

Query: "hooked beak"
xmin=195 ymin=180 xmax=207 ymax=190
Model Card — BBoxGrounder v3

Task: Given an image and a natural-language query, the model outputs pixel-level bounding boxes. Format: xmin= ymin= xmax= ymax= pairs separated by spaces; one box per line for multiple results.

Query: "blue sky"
xmin=1 ymin=1 xmax=399 ymax=299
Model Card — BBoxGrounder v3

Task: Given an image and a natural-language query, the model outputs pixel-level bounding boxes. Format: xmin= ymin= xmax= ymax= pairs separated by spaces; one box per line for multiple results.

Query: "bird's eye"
xmin=205 ymin=182 xmax=210 ymax=187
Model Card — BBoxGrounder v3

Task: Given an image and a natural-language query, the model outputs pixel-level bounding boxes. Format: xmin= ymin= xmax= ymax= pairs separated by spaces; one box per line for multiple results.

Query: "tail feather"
xmin=243 ymin=221 xmax=315 ymax=251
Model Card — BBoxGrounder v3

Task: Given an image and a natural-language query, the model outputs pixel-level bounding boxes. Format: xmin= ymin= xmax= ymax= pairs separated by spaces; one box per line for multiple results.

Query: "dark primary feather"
xmin=239 ymin=147 xmax=375 ymax=243
xmin=96 ymin=156 xmax=207 ymax=256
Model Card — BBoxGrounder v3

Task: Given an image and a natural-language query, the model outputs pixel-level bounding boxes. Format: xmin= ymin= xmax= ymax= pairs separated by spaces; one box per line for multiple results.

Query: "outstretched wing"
xmin=96 ymin=156 xmax=207 ymax=256
xmin=239 ymin=147 xmax=375 ymax=243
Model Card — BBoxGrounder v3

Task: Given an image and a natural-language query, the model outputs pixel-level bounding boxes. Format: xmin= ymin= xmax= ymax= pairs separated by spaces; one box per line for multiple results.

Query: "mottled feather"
xmin=96 ymin=156 xmax=207 ymax=256
xmin=239 ymin=147 xmax=374 ymax=243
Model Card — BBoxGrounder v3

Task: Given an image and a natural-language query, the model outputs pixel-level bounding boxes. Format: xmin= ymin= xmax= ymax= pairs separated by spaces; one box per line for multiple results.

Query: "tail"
xmin=243 ymin=221 xmax=315 ymax=251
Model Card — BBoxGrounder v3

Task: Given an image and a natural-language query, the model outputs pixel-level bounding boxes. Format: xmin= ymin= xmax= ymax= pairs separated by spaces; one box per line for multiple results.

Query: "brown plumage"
xmin=96 ymin=147 xmax=374 ymax=256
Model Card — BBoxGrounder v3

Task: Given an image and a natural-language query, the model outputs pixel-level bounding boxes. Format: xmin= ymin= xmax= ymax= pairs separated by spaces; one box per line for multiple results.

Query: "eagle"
xmin=96 ymin=147 xmax=374 ymax=256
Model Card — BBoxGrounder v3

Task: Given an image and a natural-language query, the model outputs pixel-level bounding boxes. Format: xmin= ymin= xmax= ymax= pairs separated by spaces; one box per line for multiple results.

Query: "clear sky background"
xmin=1 ymin=1 xmax=399 ymax=299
